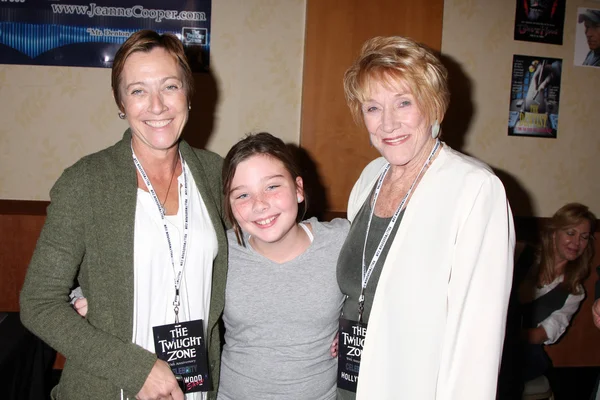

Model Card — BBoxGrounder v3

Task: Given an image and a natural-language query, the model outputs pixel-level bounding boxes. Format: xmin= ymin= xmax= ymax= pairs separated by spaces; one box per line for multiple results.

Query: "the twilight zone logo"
xmin=182 ymin=27 xmax=207 ymax=45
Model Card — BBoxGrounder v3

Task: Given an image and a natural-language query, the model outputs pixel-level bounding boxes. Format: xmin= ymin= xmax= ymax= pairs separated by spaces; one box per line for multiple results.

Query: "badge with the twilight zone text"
xmin=153 ymin=320 xmax=211 ymax=393
xmin=337 ymin=317 xmax=367 ymax=392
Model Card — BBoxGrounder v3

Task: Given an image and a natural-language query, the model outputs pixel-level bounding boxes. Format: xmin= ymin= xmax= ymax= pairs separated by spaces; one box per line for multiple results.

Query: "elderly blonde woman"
xmin=335 ymin=36 xmax=515 ymax=400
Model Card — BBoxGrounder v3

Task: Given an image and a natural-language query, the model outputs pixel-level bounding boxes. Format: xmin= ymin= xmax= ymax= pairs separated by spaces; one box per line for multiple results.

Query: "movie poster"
xmin=508 ymin=55 xmax=562 ymax=138
xmin=514 ymin=0 xmax=565 ymax=45
xmin=0 ymin=0 xmax=211 ymax=72
xmin=574 ymin=7 xmax=600 ymax=68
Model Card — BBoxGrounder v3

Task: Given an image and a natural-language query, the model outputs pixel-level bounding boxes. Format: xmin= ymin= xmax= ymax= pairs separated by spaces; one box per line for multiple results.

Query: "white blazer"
xmin=349 ymin=145 xmax=515 ymax=400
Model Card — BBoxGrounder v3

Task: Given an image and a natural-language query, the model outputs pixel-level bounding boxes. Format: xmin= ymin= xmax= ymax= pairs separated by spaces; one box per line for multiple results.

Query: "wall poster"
xmin=0 ymin=0 xmax=211 ymax=72
xmin=514 ymin=0 xmax=565 ymax=45
xmin=508 ymin=55 xmax=562 ymax=138
xmin=574 ymin=7 xmax=600 ymax=68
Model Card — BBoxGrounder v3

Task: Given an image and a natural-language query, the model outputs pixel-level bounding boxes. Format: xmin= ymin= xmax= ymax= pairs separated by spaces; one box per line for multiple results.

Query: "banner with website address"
xmin=0 ymin=0 xmax=211 ymax=72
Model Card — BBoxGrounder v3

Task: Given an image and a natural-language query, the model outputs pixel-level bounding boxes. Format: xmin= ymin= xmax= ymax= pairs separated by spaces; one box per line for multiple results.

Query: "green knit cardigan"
xmin=20 ymin=130 xmax=228 ymax=399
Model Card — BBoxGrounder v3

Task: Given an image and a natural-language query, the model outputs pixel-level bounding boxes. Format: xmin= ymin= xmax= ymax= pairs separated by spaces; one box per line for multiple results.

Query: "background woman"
xmin=336 ymin=36 xmax=515 ymax=399
xmin=510 ymin=203 xmax=596 ymax=393
xmin=217 ymin=133 xmax=348 ymax=400
xmin=20 ymin=30 xmax=227 ymax=400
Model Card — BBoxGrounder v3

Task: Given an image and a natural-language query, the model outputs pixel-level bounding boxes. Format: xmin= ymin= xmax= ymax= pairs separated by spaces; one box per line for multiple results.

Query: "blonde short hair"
xmin=343 ymin=36 xmax=450 ymax=127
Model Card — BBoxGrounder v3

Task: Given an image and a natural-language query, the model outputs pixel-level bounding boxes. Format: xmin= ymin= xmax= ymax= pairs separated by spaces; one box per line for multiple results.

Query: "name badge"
xmin=337 ymin=317 xmax=367 ymax=393
xmin=153 ymin=319 xmax=211 ymax=393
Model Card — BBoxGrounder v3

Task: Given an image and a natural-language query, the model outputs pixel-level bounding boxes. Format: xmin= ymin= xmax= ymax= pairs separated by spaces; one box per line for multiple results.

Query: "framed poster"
xmin=574 ymin=8 xmax=600 ymax=68
xmin=514 ymin=0 xmax=565 ymax=45
xmin=508 ymin=55 xmax=562 ymax=138
xmin=0 ymin=0 xmax=211 ymax=72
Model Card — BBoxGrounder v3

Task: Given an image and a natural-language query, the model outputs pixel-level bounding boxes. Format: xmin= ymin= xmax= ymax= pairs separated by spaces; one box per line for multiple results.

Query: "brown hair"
xmin=111 ymin=30 xmax=194 ymax=112
xmin=343 ymin=36 xmax=450 ymax=129
xmin=222 ymin=132 xmax=308 ymax=246
xmin=533 ymin=203 xmax=596 ymax=294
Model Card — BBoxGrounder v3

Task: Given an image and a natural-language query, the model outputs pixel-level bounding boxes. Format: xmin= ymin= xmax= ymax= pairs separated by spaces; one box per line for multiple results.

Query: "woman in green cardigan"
xmin=20 ymin=30 xmax=227 ymax=400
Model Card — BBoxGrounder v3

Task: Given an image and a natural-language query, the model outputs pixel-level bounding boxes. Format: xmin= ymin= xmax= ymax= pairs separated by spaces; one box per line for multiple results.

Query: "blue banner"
xmin=0 ymin=0 xmax=211 ymax=71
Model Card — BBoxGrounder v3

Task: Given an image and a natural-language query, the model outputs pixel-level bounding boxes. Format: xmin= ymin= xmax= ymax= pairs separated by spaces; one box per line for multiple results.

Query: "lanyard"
xmin=358 ymin=140 xmax=440 ymax=322
xmin=131 ymin=145 xmax=190 ymax=324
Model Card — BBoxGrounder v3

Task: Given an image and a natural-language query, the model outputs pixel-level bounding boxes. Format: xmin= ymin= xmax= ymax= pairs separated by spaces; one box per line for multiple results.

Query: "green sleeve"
xmin=196 ymin=149 xmax=230 ymax=228
xmin=20 ymin=161 xmax=156 ymax=395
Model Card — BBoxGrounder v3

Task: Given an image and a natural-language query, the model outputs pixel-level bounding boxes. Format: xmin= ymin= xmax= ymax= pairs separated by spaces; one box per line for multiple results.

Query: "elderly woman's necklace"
xmin=358 ymin=139 xmax=441 ymax=322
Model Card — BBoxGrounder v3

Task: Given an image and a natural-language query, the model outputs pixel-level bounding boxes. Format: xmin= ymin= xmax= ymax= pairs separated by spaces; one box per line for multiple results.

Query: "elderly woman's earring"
xmin=188 ymin=104 xmax=191 ymax=111
xmin=431 ymin=120 xmax=440 ymax=139
xmin=118 ymin=112 xmax=126 ymax=120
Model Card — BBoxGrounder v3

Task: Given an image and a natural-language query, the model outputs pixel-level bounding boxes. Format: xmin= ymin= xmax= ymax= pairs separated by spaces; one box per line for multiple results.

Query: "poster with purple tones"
xmin=508 ymin=55 xmax=562 ymax=139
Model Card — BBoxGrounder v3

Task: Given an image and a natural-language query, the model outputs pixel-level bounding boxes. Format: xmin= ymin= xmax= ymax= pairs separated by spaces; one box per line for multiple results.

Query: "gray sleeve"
xmin=69 ymin=286 xmax=84 ymax=305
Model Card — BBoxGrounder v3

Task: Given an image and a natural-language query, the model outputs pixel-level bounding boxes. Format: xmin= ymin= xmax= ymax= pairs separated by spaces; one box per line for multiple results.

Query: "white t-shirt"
xmin=132 ymin=163 xmax=217 ymax=400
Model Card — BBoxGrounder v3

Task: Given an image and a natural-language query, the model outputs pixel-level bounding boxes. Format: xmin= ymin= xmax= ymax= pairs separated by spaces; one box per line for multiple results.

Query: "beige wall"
xmin=442 ymin=0 xmax=600 ymax=217
xmin=3 ymin=0 xmax=598 ymax=218
xmin=0 ymin=0 xmax=306 ymax=200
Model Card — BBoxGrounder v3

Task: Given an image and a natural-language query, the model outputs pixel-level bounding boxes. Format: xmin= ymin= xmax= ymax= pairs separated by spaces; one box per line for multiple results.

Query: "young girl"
xmin=73 ymin=132 xmax=348 ymax=399
xmin=217 ymin=132 xmax=348 ymax=400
